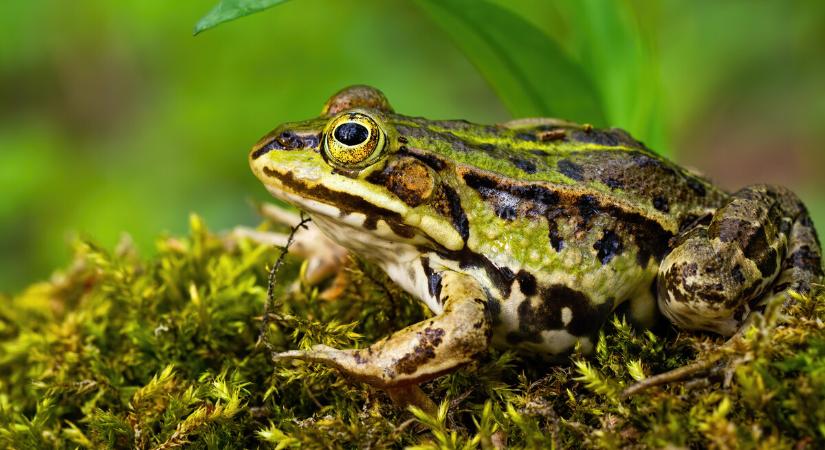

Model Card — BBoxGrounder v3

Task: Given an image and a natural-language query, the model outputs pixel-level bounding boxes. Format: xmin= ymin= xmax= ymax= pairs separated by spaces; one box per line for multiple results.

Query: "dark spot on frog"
xmin=594 ymin=230 xmax=624 ymax=264
xmin=420 ymin=257 xmax=443 ymax=302
xmin=682 ymin=262 xmax=698 ymax=278
xmin=472 ymin=298 xmax=492 ymax=333
xmin=548 ymin=224 xmax=564 ymax=252
xmin=516 ymin=270 xmax=537 ymax=296
xmin=478 ymin=143 xmax=496 ymax=152
xmin=686 ymin=177 xmax=707 ymax=197
xmin=462 ymin=171 xmax=559 ymax=208
xmin=731 ymin=264 xmax=746 ymax=284
xmin=397 ymin=136 xmax=408 ymax=144
xmin=518 ymin=185 xmax=560 ymax=205
xmin=786 ymin=245 xmax=824 ymax=276
xmin=353 ymin=351 xmax=366 ymax=365
xmin=393 ymin=327 xmax=445 ymax=375
xmin=631 ymin=152 xmax=677 ymax=178
xmin=250 ymin=145 xmax=273 ymax=160
xmin=509 ymin=156 xmax=537 ymax=174
xmin=678 ymin=214 xmax=712 ymax=234
xmin=515 ymin=132 xmax=537 ymax=142
xmin=755 ymin=247 xmax=778 ymax=278
xmin=570 ymin=128 xmax=642 ymax=147
xmin=486 ymin=294 xmax=502 ymax=326
xmin=577 ymin=195 xmax=600 ymax=224
xmin=498 ymin=266 xmax=515 ymax=285
xmin=494 ymin=203 xmax=518 ymax=221
xmin=442 ymin=184 xmax=470 ymax=243
xmin=509 ymin=285 xmax=611 ymax=345
xmin=557 ymin=159 xmax=584 ymax=181
xmin=778 ymin=217 xmax=793 ymax=237
xmin=436 ymin=248 xmax=516 ymax=299
xmin=602 ymin=177 xmax=623 ymax=189
xmin=482 ymin=259 xmax=516 ymax=298
xmin=397 ymin=146 xmax=447 ymax=171
xmin=713 ymin=220 xmax=777 ymax=277
xmin=652 ymin=195 xmax=670 ymax=213
xmin=733 ymin=304 xmax=749 ymax=322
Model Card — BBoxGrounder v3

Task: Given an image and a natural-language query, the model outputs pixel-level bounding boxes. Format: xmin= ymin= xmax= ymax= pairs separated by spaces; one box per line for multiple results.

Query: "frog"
xmin=248 ymin=85 xmax=823 ymax=406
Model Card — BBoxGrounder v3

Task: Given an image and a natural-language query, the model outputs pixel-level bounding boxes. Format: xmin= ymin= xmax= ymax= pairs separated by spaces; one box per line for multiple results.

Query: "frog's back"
xmin=389 ymin=114 xmax=726 ymax=227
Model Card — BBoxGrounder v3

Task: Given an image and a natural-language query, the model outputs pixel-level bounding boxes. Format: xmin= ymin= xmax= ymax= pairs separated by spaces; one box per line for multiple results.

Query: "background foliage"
xmin=1 ymin=0 xmax=824 ymax=292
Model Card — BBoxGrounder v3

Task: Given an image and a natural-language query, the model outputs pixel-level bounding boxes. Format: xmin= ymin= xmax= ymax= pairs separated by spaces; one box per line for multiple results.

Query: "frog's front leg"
xmin=272 ymin=271 xmax=492 ymax=407
xmin=658 ymin=185 xmax=823 ymax=336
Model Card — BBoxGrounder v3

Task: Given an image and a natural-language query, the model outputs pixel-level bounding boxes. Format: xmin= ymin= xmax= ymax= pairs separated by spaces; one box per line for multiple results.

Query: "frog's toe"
xmin=271 ymin=344 xmax=339 ymax=363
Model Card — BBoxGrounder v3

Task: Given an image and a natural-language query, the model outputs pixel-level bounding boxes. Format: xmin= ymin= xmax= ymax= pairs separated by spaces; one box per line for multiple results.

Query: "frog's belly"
xmin=480 ymin=255 xmax=659 ymax=356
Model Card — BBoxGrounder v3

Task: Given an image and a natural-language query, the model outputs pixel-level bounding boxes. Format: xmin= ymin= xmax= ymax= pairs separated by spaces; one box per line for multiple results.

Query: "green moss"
xmin=1 ymin=215 xmax=823 ymax=449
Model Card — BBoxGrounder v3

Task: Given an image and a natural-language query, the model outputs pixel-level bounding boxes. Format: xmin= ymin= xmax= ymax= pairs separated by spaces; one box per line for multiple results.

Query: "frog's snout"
xmin=250 ymin=128 xmax=321 ymax=162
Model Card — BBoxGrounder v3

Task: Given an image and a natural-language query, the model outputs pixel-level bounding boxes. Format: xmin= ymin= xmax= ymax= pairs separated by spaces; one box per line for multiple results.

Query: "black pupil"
xmin=334 ymin=122 xmax=369 ymax=146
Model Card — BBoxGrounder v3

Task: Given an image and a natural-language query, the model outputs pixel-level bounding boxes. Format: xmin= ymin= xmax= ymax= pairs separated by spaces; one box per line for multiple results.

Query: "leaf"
xmin=194 ymin=0 xmax=290 ymax=35
xmin=554 ymin=0 xmax=666 ymax=151
xmin=414 ymin=0 xmax=606 ymax=125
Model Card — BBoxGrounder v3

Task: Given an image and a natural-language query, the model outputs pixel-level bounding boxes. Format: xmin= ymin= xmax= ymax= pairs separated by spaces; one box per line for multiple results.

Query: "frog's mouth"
xmin=254 ymin=161 xmax=421 ymax=241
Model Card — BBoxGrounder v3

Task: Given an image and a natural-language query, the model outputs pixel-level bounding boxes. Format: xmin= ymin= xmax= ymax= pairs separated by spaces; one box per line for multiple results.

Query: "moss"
xmin=0 ymin=214 xmax=823 ymax=449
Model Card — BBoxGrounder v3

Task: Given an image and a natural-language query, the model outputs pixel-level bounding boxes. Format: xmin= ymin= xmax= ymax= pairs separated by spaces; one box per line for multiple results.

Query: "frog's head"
xmin=249 ymin=86 xmax=466 ymax=251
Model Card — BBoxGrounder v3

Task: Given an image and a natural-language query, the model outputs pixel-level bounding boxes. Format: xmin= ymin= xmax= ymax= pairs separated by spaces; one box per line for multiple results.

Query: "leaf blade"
xmin=555 ymin=0 xmax=667 ymax=151
xmin=194 ymin=0 xmax=290 ymax=35
xmin=415 ymin=0 xmax=606 ymax=125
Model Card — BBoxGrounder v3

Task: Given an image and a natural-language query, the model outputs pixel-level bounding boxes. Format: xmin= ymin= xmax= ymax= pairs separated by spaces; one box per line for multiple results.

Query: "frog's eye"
xmin=322 ymin=111 xmax=386 ymax=169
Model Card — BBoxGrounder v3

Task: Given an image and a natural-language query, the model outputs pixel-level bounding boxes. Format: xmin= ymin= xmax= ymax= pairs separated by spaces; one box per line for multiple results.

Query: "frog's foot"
xmin=234 ymin=204 xmax=350 ymax=293
xmin=272 ymin=271 xmax=492 ymax=411
xmin=657 ymin=185 xmax=823 ymax=336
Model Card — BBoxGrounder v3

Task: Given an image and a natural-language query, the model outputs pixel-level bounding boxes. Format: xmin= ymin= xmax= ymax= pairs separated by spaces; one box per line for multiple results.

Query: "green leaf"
xmin=194 ymin=0 xmax=290 ymax=35
xmin=554 ymin=0 xmax=666 ymax=151
xmin=415 ymin=0 xmax=606 ymax=125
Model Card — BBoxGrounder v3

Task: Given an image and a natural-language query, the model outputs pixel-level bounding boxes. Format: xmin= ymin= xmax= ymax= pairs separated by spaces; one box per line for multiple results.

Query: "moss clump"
xmin=1 ymin=215 xmax=823 ymax=449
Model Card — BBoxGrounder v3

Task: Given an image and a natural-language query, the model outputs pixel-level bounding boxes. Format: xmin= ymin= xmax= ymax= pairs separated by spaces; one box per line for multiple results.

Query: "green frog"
xmin=249 ymin=85 xmax=822 ymax=405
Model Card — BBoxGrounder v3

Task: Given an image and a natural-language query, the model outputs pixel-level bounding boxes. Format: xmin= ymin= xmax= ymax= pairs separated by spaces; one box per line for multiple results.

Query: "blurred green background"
xmin=1 ymin=0 xmax=823 ymax=293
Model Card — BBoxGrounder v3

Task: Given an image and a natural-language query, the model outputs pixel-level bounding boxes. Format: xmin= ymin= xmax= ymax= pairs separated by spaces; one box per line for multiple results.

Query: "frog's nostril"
xmin=277 ymin=130 xmax=304 ymax=149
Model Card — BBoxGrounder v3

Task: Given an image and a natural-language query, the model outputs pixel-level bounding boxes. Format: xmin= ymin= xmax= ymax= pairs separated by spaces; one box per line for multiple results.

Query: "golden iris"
xmin=322 ymin=111 xmax=386 ymax=169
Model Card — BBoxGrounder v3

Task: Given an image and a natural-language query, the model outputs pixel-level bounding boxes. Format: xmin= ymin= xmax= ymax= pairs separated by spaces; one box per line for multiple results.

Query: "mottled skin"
xmin=249 ymin=86 xmax=823 ymax=403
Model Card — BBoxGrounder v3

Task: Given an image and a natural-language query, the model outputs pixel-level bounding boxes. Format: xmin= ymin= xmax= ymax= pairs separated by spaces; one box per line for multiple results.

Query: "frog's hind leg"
xmin=657 ymin=185 xmax=823 ymax=336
